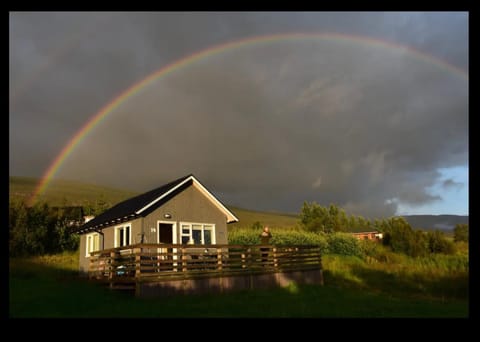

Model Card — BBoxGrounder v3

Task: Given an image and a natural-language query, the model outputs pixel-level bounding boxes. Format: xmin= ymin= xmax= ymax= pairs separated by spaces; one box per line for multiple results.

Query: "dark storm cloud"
xmin=10 ymin=12 xmax=468 ymax=217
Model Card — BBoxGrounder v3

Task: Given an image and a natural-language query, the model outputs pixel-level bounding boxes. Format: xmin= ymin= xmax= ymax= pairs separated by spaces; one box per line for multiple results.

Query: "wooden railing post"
xmin=134 ymin=247 xmax=141 ymax=279
xmin=181 ymin=247 xmax=187 ymax=272
xmin=241 ymin=250 xmax=246 ymax=269
xmin=217 ymin=247 xmax=223 ymax=271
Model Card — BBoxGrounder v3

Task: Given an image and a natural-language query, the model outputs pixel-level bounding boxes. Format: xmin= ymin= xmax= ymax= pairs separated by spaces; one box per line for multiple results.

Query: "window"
xmin=86 ymin=233 xmax=100 ymax=257
xmin=115 ymin=224 xmax=131 ymax=247
xmin=179 ymin=223 xmax=215 ymax=245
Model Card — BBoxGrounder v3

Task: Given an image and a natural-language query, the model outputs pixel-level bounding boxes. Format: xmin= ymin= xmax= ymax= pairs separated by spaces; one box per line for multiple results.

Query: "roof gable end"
xmin=136 ymin=175 xmax=239 ymax=223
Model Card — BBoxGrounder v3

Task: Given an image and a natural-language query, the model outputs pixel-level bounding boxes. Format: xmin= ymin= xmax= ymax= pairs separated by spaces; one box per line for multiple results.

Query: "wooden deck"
xmin=88 ymin=243 xmax=323 ymax=296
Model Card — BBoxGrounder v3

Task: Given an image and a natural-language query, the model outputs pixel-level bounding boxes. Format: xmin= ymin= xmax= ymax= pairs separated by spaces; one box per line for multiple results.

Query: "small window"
xmin=86 ymin=233 xmax=100 ymax=257
xmin=115 ymin=225 xmax=131 ymax=247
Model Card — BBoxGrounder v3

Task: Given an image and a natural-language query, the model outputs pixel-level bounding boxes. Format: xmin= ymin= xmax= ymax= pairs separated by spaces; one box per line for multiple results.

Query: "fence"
xmin=89 ymin=243 xmax=320 ymax=280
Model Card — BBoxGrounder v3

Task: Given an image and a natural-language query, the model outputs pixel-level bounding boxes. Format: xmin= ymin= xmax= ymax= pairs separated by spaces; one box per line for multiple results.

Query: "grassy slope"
xmin=9 ymin=252 xmax=467 ymax=317
xmin=9 ymin=177 xmax=300 ymax=227
xmin=227 ymin=206 xmax=299 ymax=229
xmin=9 ymin=176 xmax=138 ymax=207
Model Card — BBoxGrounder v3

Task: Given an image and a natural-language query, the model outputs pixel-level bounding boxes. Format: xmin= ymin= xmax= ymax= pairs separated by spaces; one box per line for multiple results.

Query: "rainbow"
xmin=27 ymin=32 xmax=468 ymax=206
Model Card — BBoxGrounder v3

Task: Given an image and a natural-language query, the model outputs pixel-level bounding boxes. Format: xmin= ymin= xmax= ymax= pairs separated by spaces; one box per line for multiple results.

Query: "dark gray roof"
xmin=74 ymin=174 xmax=239 ymax=234
xmin=74 ymin=174 xmax=192 ymax=233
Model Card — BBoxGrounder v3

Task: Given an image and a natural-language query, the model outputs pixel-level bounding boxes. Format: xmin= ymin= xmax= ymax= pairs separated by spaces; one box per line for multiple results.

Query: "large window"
xmin=115 ymin=224 xmax=131 ymax=247
xmin=86 ymin=233 xmax=100 ymax=257
xmin=180 ymin=223 xmax=215 ymax=245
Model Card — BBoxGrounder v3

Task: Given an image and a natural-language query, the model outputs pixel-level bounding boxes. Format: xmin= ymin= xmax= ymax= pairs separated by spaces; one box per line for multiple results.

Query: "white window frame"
xmin=114 ymin=223 xmax=132 ymax=248
xmin=179 ymin=222 xmax=216 ymax=245
xmin=86 ymin=232 xmax=100 ymax=257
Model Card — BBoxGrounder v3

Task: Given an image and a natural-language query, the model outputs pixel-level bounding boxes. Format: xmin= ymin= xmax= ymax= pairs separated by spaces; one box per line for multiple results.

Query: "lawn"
xmin=9 ymin=252 xmax=468 ymax=318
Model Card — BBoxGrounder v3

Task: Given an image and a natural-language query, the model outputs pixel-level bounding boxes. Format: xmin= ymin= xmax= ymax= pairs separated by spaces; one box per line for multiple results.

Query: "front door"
xmin=158 ymin=222 xmax=175 ymax=270
xmin=159 ymin=223 xmax=173 ymax=244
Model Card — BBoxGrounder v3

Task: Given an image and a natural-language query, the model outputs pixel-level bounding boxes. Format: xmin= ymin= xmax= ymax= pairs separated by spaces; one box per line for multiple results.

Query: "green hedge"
xmin=229 ymin=229 xmax=364 ymax=257
xmin=327 ymin=233 xmax=363 ymax=257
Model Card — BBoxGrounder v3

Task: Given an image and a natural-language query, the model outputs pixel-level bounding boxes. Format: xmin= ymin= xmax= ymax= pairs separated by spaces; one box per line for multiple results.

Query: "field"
xmin=9 ymin=251 xmax=468 ymax=318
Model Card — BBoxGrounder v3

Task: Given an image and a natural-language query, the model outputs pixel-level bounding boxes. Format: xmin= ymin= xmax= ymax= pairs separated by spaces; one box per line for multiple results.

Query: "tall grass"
xmin=322 ymin=252 xmax=468 ymax=301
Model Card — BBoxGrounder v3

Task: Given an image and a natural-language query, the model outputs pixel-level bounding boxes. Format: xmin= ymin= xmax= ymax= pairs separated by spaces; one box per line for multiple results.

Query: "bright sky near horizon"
xmin=10 ymin=12 xmax=468 ymax=218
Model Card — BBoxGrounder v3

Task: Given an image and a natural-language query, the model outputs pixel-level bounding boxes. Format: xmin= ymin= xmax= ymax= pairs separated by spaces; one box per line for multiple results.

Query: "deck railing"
xmin=88 ymin=243 xmax=322 ymax=283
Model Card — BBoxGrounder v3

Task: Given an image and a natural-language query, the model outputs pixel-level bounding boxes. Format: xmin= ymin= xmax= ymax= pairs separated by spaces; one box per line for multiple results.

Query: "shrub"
xmin=382 ymin=217 xmax=429 ymax=257
xmin=453 ymin=224 xmax=469 ymax=243
xmin=427 ymin=230 xmax=455 ymax=255
xmin=327 ymin=233 xmax=363 ymax=257
xmin=227 ymin=228 xmax=329 ymax=254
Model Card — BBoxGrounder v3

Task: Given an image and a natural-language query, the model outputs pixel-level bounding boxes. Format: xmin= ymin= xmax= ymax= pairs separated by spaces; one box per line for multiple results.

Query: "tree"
xmin=9 ymin=200 xmax=80 ymax=256
xmin=381 ymin=217 xmax=428 ymax=257
xmin=427 ymin=230 xmax=455 ymax=255
xmin=453 ymin=224 xmax=469 ymax=243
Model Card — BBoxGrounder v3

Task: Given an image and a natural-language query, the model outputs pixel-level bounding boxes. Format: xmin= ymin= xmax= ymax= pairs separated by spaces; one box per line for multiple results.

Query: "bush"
xmin=382 ymin=218 xmax=429 ymax=257
xmin=227 ymin=228 xmax=329 ymax=254
xmin=327 ymin=233 xmax=363 ymax=257
xmin=359 ymin=239 xmax=405 ymax=263
xmin=427 ymin=230 xmax=455 ymax=255
xmin=453 ymin=224 xmax=468 ymax=243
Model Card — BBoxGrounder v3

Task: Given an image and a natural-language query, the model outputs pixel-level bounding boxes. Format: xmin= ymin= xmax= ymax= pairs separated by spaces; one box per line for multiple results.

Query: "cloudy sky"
xmin=9 ymin=12 xmax=468 ymax=218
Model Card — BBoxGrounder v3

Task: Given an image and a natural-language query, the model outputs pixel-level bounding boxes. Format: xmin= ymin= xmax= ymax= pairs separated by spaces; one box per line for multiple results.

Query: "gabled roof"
xmin=74 ymin=174 xmax=238 ymax=234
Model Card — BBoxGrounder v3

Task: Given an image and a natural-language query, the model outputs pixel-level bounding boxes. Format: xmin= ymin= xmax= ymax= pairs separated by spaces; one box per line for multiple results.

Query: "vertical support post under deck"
xmin=273 ymin=247 xmax=278 ymax=268
xmin=109 ymin=250 xmax=118 ymax=288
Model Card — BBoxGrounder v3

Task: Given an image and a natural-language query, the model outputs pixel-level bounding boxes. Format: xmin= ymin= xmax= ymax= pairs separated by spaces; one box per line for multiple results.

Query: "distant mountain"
xmin=399 ymin=215 xmax=468 ymax=231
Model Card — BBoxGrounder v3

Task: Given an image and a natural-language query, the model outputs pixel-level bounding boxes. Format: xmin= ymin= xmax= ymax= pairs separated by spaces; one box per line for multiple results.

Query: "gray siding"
xmin=143 ymin=185 xmax=228 ymax=245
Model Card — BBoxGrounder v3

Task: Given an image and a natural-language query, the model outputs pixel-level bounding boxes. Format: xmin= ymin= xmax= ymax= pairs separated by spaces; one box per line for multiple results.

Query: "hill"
xmin=9 ymin=177 xmax=468 ymax=231
xmin=227 ymin=206 xmax=299 ymax=229
xmin=9 ymin=177 xmax=138 ymax=207
xmin=9 ymin=177 xmax=300 ymax=228
xmin=399 ymin=215 xmax=468 ymax=231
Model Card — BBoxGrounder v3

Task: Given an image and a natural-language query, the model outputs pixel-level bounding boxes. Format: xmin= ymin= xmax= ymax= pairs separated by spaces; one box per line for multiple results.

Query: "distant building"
xmin=351 ymin=231 xmax=383 ymax=241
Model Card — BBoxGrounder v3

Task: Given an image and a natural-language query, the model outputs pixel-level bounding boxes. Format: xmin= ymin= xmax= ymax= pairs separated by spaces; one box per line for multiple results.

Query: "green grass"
xmin=322 ymin=254 xmax=468 ymax=301
xmin=9 ymin=251 xmax=468 ymax=318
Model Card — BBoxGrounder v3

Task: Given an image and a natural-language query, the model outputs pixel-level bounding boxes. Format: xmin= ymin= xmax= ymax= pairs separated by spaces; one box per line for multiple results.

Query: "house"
xmin=73 ymin=174 xmax=239 ymax=273
xmin=351 ymin=231 xmax=383 ymax=241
